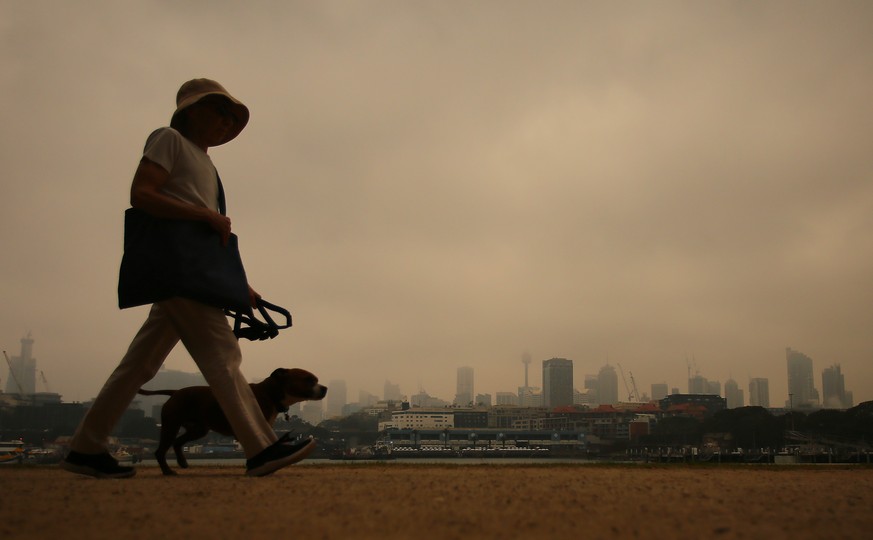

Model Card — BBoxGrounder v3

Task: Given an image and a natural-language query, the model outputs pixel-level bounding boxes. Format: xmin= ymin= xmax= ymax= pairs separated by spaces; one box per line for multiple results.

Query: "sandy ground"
xmin=1 ymin=463 xmax=871 ymax=540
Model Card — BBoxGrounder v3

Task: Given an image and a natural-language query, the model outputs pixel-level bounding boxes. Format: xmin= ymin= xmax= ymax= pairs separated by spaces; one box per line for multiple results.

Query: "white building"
xmin=380 ymin=409 xmax=454 ymax=431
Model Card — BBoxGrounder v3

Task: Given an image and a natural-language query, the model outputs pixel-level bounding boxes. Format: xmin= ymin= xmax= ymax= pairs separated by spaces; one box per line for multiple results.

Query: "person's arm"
xmin=248 ymin=285 xmax=262 ymax=308
xmin=130 ymin=157 xmax=231 ymax=245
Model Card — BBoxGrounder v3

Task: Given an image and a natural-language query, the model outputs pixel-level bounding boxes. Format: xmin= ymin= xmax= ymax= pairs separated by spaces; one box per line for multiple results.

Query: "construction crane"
xmin=39 ymin=370 xmax=51 ymax=393
xmin=617 ymin=363 xmax=630 ymax=400
xmin=3 ymin=350 xmax=25 ymax=394
xmin=686 ymin=355 xmax=700 ymax=378
xmin=628 ymin=370 xmax=641 ymax=402
xmin=617 ymin=363 xmax=640 ymax=402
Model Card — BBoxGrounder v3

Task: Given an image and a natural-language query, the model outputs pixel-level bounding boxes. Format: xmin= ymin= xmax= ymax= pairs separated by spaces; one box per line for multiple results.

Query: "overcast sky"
xmin=2 ymin=1 xmax=872 ymax=408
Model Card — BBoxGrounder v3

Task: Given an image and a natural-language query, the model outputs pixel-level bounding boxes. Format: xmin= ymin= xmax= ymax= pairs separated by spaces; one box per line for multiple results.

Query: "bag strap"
xmin=225 ymin=299 xmax=293 ymax=341
xmin=216 ymin=170 xmax=227 ymax=216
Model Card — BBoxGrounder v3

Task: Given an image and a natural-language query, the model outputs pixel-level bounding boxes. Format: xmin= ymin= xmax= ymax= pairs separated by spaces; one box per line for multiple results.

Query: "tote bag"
xmin=117 ymin=207 xmax=251 ymax=312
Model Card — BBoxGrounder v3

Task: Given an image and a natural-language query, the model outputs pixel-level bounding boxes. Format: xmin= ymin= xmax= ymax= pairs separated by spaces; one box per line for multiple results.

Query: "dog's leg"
xmin=173 ymin=424 xmax=209 ymax=469
xmin=155 ymin=417 xmax=184 ymax=476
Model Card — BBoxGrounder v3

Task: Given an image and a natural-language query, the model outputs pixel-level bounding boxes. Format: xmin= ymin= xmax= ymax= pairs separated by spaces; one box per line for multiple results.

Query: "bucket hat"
xmin=170 ymin=78 xmax=250 ymax=145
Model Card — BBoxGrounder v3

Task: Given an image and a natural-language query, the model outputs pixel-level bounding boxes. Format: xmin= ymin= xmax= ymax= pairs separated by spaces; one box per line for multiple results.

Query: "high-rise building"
xmin=4 ymin=333 xmax=36 ymax=395
xmin=384 ymin=380 xmax=402 ymax=402
xmin=822 ymin=364 xmax=849 ymax=409
xmin=301 ymin=400 xmax=323 ymax=426
xmin=584 ymin=375 xmax=600 ymax=404
xmin=326 ymin=379 xmax=347 ymax=418
xmin=786 ymin=348 xmax=819 ymax=407
xmin=724 ymin=379 xmax=744 ymax=409
xmin=688 ymin=374 xmax=709 ymax=394
xmin=597 ymin=364 xmax=619 ymax=405
xmin=358 ymin=390 xmax=379 ymax=408
xmin=455 ymin=367 xmax=474 ymax=406
xmin=651 ymin=383 xmax=669 ymax=401
xmin=543 ymin=358 xmax=574 ymax=408
xmin=748 ymin=378 xmax=770 ymax=408
xmin=707 ymin=380 xmax=722 ymax=396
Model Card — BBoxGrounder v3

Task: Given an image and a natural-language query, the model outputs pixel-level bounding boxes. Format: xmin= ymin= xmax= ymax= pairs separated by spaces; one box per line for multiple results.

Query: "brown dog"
xmin=138 ymin=368 xmax=327 ymax=475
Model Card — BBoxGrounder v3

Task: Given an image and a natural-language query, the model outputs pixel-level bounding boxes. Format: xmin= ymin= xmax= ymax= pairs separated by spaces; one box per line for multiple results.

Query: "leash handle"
xmin=255 ymin=299 xmax=292 ymax=330
xmin=225 ymin=298 xmax=292 ymax=341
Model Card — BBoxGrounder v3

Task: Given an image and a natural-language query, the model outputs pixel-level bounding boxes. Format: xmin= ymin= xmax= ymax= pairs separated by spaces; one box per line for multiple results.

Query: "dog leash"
xmin=225 ymin=299 xmax=292 ymax=341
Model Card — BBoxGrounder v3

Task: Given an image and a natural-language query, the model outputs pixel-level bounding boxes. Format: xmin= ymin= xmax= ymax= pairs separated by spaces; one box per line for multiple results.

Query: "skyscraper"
xmin=327 ymin=379 xmax=347 ymax=418
xmin=686 ymin=361 xmax=721 ymax=396
xmin=786 ymin=348 xmax=819 ymax=407
xmin=688 ymin=374 xmax=709 ymax=394
xmin=301 ymin=400 xmax=323 ymax=426
xmin=384 ymin=380 xmax=402 ymax=402
xmin=724 ymin=379 xmax=744 ymax=409
xmin=597 ymin=364 xmax=619 ymax=405
xmin=358 ymin=390 xmax=379 ymax=407
xmin=707 ymin=380 xmax=722 ymax=396
xmin=585 ymin=374 xmax=600 ymax=404
xmin=748 ymin=378 xmax=770 ymax=408
xmin=543 ymin=358 xmax=574 ymax=408
xmin=822 ymin=364 xmax=849 ymax=409
xmin=455 ymin=367 xmax=474 ymax=406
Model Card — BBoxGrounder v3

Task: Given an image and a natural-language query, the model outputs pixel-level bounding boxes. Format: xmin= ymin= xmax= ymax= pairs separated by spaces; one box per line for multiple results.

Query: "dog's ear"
xmin=270 ymin=368 xmax=289 ymax=378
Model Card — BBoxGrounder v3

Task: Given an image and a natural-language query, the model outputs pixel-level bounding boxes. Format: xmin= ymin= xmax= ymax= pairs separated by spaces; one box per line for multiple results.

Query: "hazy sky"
xmin=2 ymin=1 xmax=872 ymax=407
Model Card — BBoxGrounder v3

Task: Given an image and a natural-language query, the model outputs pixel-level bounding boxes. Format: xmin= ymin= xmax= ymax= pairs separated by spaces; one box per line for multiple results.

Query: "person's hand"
xmin=205 ymin=211 xmax=232 ymax=246
xmin=248 ymin=285 xmax=262 ymax=308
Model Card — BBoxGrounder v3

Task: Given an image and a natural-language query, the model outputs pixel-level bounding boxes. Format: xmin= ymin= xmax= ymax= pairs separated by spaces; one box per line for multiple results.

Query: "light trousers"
xmin=70 ymin=297 xmax=277 ymax=458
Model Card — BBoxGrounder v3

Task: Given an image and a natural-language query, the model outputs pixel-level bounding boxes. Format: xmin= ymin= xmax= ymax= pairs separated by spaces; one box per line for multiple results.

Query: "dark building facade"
xmin=543 ymin=358 xmax=574 ymax=408
xmin=659 ymin=394 xmax=727 ymax=417
xmin=786 ymin=348 xmax=819 ymax=408
xmin=822 ymin=364 xmax=851 ymax=409
xmin=453 ymin=409 xmax=488 ymax=429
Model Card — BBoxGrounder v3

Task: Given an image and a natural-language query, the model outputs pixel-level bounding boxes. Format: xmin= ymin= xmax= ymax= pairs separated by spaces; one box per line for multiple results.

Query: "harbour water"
xmin=137 ymin=457 xmax=604 ymax=467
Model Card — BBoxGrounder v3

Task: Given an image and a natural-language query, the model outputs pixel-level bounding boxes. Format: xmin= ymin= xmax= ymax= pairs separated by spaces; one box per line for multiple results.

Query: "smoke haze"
xmin=2 ymin=1 xmax=872 ymax=406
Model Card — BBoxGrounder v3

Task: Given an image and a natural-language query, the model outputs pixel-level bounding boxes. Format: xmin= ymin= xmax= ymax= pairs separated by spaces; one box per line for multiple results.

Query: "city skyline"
xmin=6 ymin=335 xmax=860 ymax=416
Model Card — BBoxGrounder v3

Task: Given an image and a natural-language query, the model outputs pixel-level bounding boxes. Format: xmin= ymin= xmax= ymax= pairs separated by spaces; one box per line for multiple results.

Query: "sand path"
xmin=2 ymin=464 xmax=871 ymax=539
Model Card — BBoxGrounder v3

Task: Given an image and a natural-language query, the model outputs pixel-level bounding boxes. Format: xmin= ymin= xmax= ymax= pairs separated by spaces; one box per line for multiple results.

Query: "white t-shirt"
xmin=142 ymin=127 xmax=221 ymax=213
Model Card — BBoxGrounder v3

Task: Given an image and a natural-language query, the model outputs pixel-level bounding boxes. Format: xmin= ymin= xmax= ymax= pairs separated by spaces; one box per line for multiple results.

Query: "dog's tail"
xmin=137 ymin=389 xmax=176 ymax=397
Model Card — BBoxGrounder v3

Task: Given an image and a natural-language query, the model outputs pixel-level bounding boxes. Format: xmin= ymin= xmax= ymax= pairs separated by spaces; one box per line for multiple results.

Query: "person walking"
xmin=61 ymin=78 xmax=314 ymax=478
